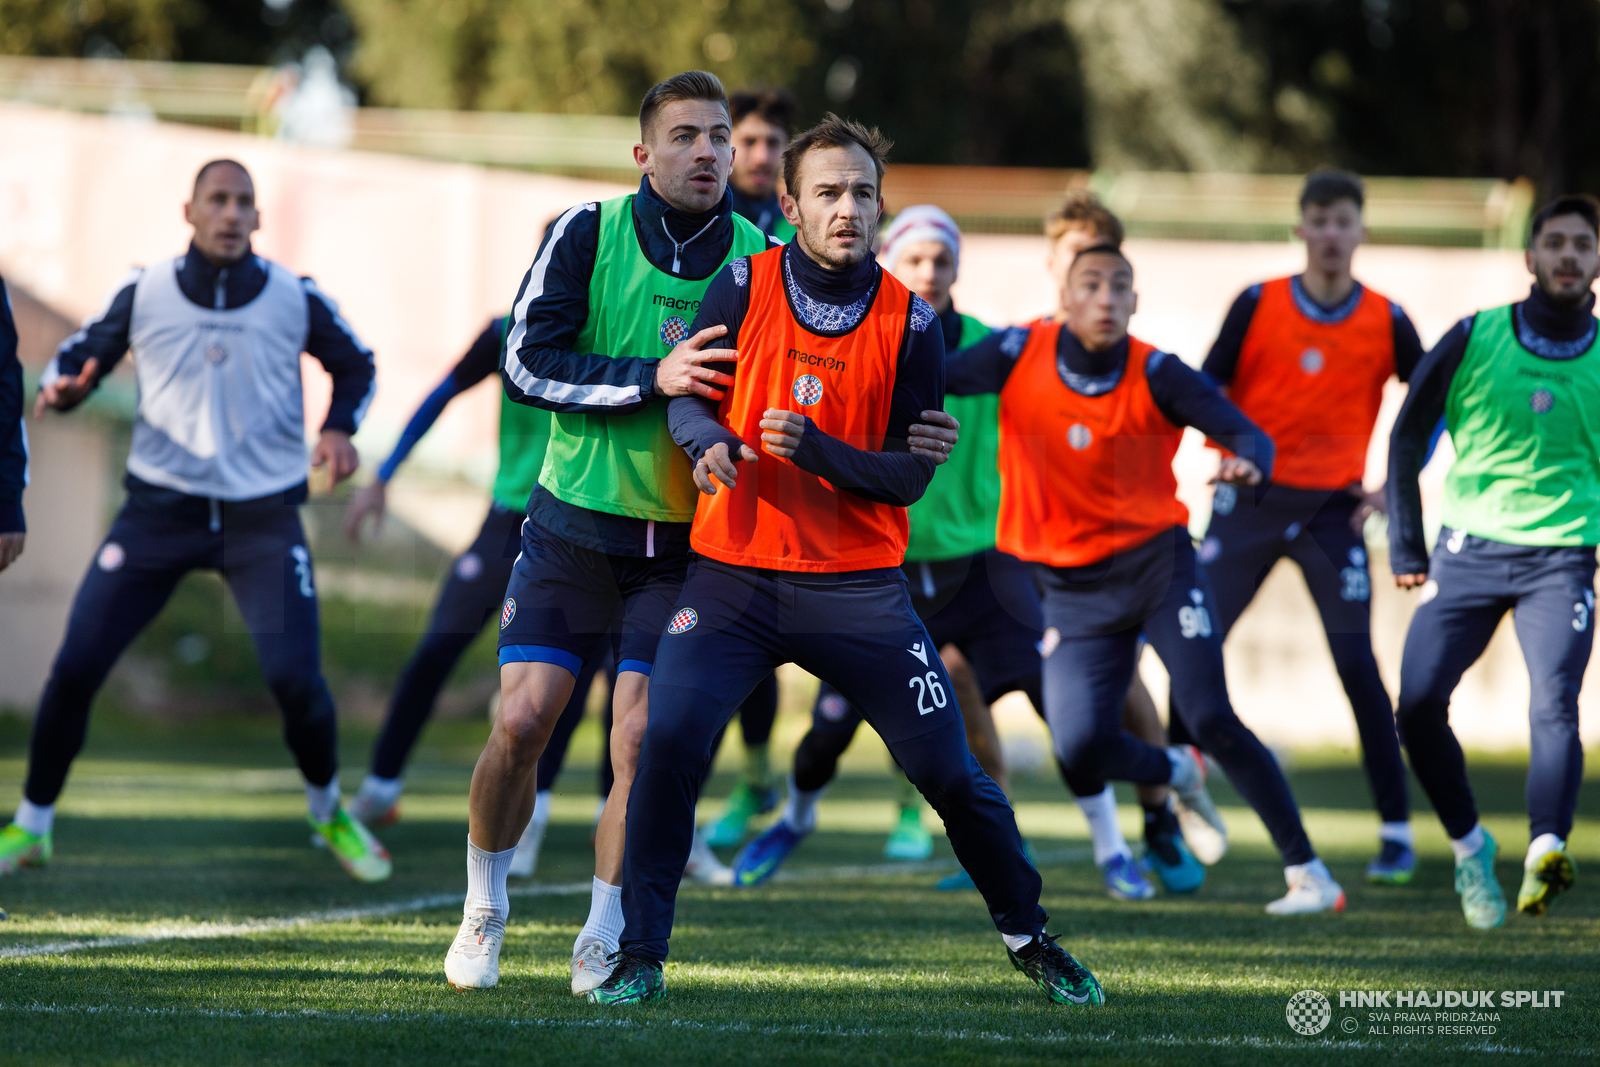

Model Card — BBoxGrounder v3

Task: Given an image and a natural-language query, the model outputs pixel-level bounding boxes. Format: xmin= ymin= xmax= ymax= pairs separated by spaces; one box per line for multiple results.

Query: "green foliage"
xmin=0 ymin=0 xmax=198 ymax=59
xmin=341 ymin=0 xmax=813 ymax=115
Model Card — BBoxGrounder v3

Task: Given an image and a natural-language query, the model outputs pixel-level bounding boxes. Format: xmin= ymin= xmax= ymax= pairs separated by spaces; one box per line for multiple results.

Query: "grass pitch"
xmin=0 ymin=711 xmax=1596 ymax=1066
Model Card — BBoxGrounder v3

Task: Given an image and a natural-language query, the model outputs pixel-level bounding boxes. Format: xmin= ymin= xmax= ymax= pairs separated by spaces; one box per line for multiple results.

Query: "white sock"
xmin=575 ymin=877 xmax=624 ymax=953
xmin=465 ymin=837 xmax=516 ymax=921
xmin=531 ymin=790 xmax=553 ymax=826
xmin=1285 ymin=857 xmax=1331 ymax=884
xmin=305 ymin=775 xmax=341 ymax=825
xmin=782 ymin=773 xmax=825 ymax=834
xmin=1165 ymin=746 xmax=1199 ymax=791
xmin=1449 ymin=823 xmax=1486 ymax=861
xmin=1001 ymin=932 xmax=1034 ymax=952
xmin=357 ymin=774 xmax=402 ymax=808
xmin=1076 ymin=785 xmax=1130 ymax=867
xmin=1379 ymin=821 xmax=1413 ymax=847
xmin=13 ymin=798 xmax=53 ymax=837
xmin=1526 ymin=833 xmax=1564 ymax=869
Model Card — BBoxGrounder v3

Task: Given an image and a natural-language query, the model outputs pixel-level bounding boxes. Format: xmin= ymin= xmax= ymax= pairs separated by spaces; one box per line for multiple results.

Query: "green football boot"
xmin=1517 ymin=845 xmax=1575 ymax=918
xmin=0 ymin=822 xmax=51 ymax=875
xmin=1454 ymin=830 xmax=1505 ymax=930
xmin=1008 ymin=934 xmax=1105 ymax=1006
xmin=704 ymin=782 xmax=778 ymax=848
xmin=310 ymin=807 xmax=393 ymax=883
xmin=884 ymin=805 xmax=933 ymax=860
xmin=588 ymin=953 xmax=665 ymax=1005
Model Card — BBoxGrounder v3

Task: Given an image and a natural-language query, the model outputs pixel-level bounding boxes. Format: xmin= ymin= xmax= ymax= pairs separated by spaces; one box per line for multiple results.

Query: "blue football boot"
xmin=732 ymin=820 xmax=808 ymax=887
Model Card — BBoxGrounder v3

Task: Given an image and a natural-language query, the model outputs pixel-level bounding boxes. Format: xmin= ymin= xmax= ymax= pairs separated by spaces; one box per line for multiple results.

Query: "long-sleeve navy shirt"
xmin=1202 ymin=276 xmax=1425 ymax=387
xmin=666 ymin=242 xmax=943 ymax=509
xmin=0 ymin=277 xmax=24 ymax=533
xmin=946 ymin=323 xmax=1276 ymax=474
xmin=377 ymin=317 xmax=505 ymax=483
xmin=46 ymin=242 xmax=376 ymax=435
xmin=501 ymin=177 xmax=781 ymax=555
xmin=1386 ymin=284 xmax=1599 ymax=574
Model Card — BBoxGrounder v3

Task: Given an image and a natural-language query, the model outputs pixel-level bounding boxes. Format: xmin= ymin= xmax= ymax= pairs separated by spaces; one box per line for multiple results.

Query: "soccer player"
xmin=590 ymin=116 xmax=1103 ymax=1008
xmin=441 ymin=73 xmax=957 ymax=994
xmin=1189 ymin=170 xmax=1423 ymax=884
xmin=341 ymin=315 xmax=608 ymax=879
xmin=0 ymin=160 xmax=388 ymax=882
xmin=944 ymin=243 xmax=1346 ymax=915
xmin=1387 ymin=193 xmax=1600 ymax=928
xmin=727 ymin=87 xmax=798 ymax=242
xmin=727 ymin=205 xmax=1186 ymax=899
xmin=1044 ymin=192 xmax=1226 ymax=883
xmin=0 ymin=276 xmax=23 ymax=575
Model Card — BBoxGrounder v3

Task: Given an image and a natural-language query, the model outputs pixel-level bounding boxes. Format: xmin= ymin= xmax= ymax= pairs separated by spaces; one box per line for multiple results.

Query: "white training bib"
xmin=125 ymin=255 xmax=311 ymax=500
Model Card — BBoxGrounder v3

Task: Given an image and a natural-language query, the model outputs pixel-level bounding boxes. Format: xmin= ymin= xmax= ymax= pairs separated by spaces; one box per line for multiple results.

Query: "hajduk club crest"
xmin=660 ymin=316 xmax=689 ymax=348
xmin=792 ymin=374 xmax=824 ymax=406
xmin=668 ymin=608 xmax=698 ymax=634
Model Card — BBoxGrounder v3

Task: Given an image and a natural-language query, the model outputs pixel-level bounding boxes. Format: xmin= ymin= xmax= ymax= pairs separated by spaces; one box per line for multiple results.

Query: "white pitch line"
xmin=0 ymin=1002 xmax=1562 ymax=1057
xmin=0 ymin=849 xmax=1090 ymax=961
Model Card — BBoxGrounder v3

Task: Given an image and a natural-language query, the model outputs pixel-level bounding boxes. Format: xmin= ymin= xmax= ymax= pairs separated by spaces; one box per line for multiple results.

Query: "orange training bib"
xmin=690 ymin=247 xmax=914 ymax=573
xmin=997 ymin=322 xmax=1185 ymax=568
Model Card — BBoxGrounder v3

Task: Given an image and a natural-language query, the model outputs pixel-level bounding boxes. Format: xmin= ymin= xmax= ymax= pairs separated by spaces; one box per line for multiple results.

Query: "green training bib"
xmin=905 ymin=313 xmax=1002 ymax=562
xmin=539 ymin=195 xmax=768 ymax=521
xmin=490 ymin=315 xmax=553 ymax=511
xmin=1442 ymin=303 xmax=1600 ymax=546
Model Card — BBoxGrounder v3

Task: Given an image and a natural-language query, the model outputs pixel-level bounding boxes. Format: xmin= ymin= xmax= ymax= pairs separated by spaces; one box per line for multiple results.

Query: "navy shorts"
xmin=496 ymin=516 xmax=687 ymax=677
xmin=902 ymin=549 xmax=1043 ymax=702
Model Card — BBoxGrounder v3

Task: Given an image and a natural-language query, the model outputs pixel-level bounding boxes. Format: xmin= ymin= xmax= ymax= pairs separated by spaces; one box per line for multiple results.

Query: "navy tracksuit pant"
xmin=1398 ymin=529 xmax=1595 ymax=841
xmin=1177 ymin=483 xmax=1409 ymax=825
xmin=26 ymin=480 xmax=338 ymax=805
xmin=1038 ymin=527 xmax=1315 ymax=866
xmin=621 ymin=557 xmax=1046 ymax=962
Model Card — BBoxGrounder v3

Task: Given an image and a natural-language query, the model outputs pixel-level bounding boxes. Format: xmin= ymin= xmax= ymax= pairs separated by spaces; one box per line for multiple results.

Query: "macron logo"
xmin=907 ymin=642 xmax=929 ymax=665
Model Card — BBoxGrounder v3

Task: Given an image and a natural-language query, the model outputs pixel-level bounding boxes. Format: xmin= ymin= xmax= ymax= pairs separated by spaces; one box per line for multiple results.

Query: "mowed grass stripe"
xmin=0 ymin=1001 xmax=1555 ymax=1058
xmin=0 ymin=850 xmax=1092 ymax=960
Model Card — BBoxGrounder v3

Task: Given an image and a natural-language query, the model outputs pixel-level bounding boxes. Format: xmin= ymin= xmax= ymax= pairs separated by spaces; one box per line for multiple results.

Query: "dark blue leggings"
xmin=622 ymin=560 xmax=1045 ymax=962
xmin=1397 ymin=530 xmax=1594 ymax=840
xmin=27 ymin=498 xmax=337 ymax=804
xmin=1040 ymin=539 xmax=1315 ymax=866
xmin=1176 ymin=485 xmax=1408 ymax=824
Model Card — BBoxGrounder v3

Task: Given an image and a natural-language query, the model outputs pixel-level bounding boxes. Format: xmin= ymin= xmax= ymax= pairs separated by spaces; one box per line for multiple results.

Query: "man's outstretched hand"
xmin=312 ymin=429 xmax=360 ymax=491
xmin=1212 ymin=456 xmax=1263 ymax=486
xmin=909 ymin=409 xmax=959 ymax=465
xmin=34 ymin=358 xmax=99 ymax=416
xmin=760 ymin=409 xmax=805 ymax=458
xmin=693 ymin=440 xmax=761 ymax=495
xmin=656 ymin=326 xmax=738 ymax=400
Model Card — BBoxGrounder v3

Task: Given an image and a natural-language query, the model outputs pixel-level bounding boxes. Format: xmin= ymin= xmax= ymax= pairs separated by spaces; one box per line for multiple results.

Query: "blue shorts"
xmin=495 ymin=517 xmax=687 ymax=677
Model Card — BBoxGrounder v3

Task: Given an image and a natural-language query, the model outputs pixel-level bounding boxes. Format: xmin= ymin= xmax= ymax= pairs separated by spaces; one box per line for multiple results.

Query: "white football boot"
xmin=1167 ymin=745 xmax=1228 ymax=865
xmin=684 ymin=828 xmax=734 ymax=886
xmin=570 ymin=935 xmax=615 ymax=996
xmin=1266 ymin=859 xmax=1346 ymax=915
xmin=444 ymin=911 xmax=505 ymax=990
